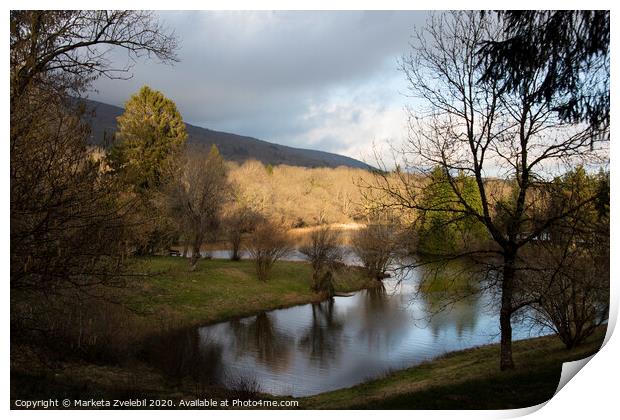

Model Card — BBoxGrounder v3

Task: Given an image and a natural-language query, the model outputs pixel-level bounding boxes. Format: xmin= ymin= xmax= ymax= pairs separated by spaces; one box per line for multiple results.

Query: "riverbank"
xmin=299 ymin=327 xmax=606 ymax=409
xmin=125 ymin=256 xmax=369 ymax=327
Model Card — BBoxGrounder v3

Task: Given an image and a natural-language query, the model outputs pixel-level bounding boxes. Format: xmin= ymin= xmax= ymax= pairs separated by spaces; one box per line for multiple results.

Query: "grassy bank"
xmin=300 ymin=328 xmax=606 ymax=409
xmin=125 ymin=256 xmax=369 ymax=327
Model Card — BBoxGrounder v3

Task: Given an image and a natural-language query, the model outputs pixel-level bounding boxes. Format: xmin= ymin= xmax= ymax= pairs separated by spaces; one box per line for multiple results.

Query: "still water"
xmin=145 ymin=258 xmax=543 ymax=397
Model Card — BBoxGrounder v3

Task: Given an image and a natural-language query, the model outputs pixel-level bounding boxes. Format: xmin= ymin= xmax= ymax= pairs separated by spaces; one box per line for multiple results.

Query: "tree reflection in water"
xmin=411 ymin=261 xmax=485 ymax=339
xmin=139 ymin=264 xmax=543 ymax=397
xmin=141 ymin=328 xmax=225 ymax=390
xmin=299 ymin=299 xmax=343 ymax=368
xmin=229 ymin=313 xmax=294 ymax=372
xmin=418 ymin=288 xmax=481 ymax=339
xmin=354 ymin=281 xmax=412 ymax=351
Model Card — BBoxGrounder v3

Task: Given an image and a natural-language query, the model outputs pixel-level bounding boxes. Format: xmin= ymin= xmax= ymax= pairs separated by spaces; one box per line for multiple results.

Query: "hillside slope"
xmin=81 ymin=99 xmax=371 ymax=169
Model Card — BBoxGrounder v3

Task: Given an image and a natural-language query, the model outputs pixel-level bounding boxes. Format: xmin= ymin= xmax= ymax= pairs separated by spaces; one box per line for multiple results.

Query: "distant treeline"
xmin=227 ymin=159 xmax=372 ymax=227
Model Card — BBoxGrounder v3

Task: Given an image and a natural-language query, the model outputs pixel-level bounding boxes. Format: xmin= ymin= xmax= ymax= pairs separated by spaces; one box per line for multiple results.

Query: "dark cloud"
xmin=92 ymin=11 xmax=428 ymax=158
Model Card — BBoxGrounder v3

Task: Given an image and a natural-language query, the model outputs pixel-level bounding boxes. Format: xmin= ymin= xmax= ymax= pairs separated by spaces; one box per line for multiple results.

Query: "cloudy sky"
xmin=91 ymin=11 xmax=429 ymax=162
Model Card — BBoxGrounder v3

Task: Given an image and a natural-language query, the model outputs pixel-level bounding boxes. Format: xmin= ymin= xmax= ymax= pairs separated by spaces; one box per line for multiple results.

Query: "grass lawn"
xmin=124 ymin=256 xmax=369 ymax=327
xmin=299 ymin=328 xmax=606 ymax=409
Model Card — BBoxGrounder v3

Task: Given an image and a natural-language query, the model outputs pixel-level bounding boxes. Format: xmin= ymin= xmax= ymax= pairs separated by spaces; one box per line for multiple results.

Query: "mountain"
xmin=81 ymin=99 xmax=371 ymax=170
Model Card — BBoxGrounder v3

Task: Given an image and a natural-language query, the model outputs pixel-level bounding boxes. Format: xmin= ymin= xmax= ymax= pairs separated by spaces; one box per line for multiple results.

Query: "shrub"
xmin=299 ymin=226 xmax=343 ymax=293
xmin=520 ymin=240 xmax=609 ymax=349
xmin=224 ymin=205 xmax=262 ymax=261
xmin=246 ymin=220 xmax=291 ymax=281
xmin=313 ymin=269 xmax=336 ymax=298
xmin=351 ymin=224 xmax=399 ymax=281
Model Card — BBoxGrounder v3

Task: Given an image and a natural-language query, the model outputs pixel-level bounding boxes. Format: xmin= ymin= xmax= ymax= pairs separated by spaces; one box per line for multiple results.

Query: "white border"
xmin=3 ymin=2 xmax=617 ymax=420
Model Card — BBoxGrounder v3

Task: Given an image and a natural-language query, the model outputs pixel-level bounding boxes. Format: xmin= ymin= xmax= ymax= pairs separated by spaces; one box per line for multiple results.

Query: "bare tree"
xmin=361 ymin=12 xmax=608 ymax=369
xmin=351 ymin=224 xmax=399 ymax=282
xmin=10 ymin=92 xmax=130 ymax=293
xmin=521 ymin=238 xmax=608 ymax=349
xmin=224 ymin=204 xmax=262 ymax=261
xmin=10 ymin=10 xmax=177 ymax=101
xmin=166 ymin=146 xmax=231 ymax=270
xmin=299 ymin=226 xmax=343 ymax=294
xmin=246 ymin=220 xmax=292 ymax=282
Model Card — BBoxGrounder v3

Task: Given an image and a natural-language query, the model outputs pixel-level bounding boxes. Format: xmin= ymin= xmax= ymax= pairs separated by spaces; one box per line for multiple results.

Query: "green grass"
xmin=124 ymin=256 xmax=369 ymax=327
xmin=299 ymin=328 xmax=606 ymax=409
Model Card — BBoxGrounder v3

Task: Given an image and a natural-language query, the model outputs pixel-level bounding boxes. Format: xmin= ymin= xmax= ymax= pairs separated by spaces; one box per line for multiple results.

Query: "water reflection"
xmin=205 ymin=247 xmax=362 ymax=266
xmin=144 ymin=272 xmax=543 ymax=397
xmin=352 ymin=283 xmax=414 ymax=353
xmin=420 ymin=291 xmax=481 ymax=339
xmin=298 ymin=299 xmax=343 ymax=368
xmin=228 ymin=313 xmax=294 ymax=372
xmin=143 ymin=328 xmax=225 ymax=387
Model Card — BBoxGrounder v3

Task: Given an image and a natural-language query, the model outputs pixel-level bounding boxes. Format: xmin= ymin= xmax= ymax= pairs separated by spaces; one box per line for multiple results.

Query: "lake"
xmin=144 ymin=253 xmax=545 ymax=397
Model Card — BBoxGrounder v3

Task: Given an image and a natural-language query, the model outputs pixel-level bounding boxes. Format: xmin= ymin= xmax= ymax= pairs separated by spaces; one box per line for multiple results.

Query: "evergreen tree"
xmin=109 ymin=85 xmax=187 ymax=192
xmin=479 ymin=11 xmax=609 ymax=134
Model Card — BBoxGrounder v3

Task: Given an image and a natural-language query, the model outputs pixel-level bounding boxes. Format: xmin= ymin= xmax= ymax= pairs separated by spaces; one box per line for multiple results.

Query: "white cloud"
xmin=295 ymin=92 xmax=408 ymax=164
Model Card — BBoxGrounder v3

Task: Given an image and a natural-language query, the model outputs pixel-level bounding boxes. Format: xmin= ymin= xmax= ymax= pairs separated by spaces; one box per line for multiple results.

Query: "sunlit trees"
xmin=109 ymin=86 xmax=187 ymax=192
xmin=105 ymin=86 xmax=188 ymax=255
xmin=227 ymin=160 xmax=371 ymax=228
xmin=415 ymin=167 xmax=487 ymax=255
xmin=224 ymin=204 xmax=262 ymax=261
xmin=106 ymin=86 xmax=188 ymax=255
xmin=167 ymin=145 xmax=231 ymax=270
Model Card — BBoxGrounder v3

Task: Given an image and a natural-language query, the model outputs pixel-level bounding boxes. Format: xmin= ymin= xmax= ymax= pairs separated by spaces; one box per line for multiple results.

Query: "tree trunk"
xmin=182 ymin=241 xmax=188 ymax=258
xmin=500 ymin=252 xmax=516 ymax=370
xmin=189 ymin=234 xmax=203 ymax=271
xmin=231 ymin=235 xmax=241 ymax=260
